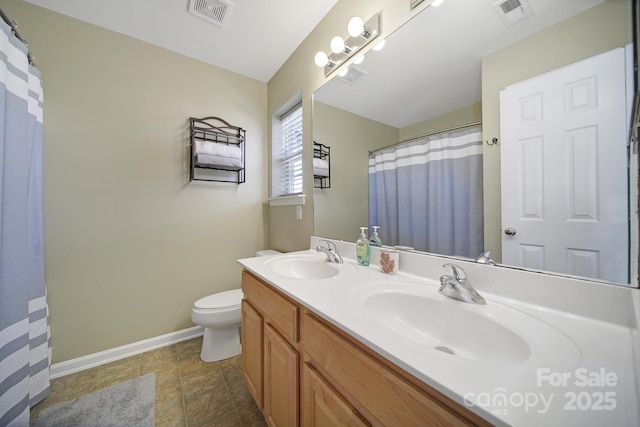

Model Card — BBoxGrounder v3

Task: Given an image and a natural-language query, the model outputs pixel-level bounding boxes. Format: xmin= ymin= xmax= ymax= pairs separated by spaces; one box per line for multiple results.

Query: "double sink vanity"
xmin=237 ymin=236 xmax=640 ymax=426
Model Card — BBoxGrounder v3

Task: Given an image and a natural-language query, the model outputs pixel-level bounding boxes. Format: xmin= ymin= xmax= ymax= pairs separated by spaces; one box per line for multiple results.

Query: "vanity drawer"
xmin=242 ymin=271 xmax=299 ymax=346
xmin=301 ymin=311 xmax=490 ymax=427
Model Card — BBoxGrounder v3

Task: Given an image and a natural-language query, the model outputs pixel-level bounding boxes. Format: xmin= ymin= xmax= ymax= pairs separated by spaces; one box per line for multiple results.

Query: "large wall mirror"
xmin=313 ymin=0 xmax=638 ymax=287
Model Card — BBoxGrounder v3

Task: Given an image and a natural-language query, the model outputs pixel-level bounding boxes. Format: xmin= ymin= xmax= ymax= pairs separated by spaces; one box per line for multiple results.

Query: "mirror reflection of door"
xmin=500 ymin=46 xmax=631 ymax=283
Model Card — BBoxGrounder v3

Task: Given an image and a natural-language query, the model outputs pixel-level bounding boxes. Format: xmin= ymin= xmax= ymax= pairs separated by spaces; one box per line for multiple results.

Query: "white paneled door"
xmin=500 ymin=46 xmax=630 ymax=283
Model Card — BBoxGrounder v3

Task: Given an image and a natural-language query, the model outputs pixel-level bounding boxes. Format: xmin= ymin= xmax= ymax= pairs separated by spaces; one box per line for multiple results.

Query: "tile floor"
xmin=30 ymin=337 xmax=267 ymax=426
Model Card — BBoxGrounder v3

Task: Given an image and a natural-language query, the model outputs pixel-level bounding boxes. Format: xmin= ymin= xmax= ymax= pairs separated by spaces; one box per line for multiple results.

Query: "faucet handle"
xmin=320 ymin=240 xmax=337 ymax=251
xmin=443 ymin=263 xmax=466 ymax=281
xmin=439 ymin=274 xmax=454 ymax=291
xmin=475 ymin=251 xmax=496 ymax=265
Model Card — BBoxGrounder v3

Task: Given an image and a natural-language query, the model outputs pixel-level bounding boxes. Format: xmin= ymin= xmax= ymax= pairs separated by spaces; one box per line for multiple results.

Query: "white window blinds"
xmin=273 ymin=103 xmax=303 ymax=196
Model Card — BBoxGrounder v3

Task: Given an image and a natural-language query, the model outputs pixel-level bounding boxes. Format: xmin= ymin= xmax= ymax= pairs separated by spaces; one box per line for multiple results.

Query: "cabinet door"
xmin=302 ymin=312 xmax=488 ymax=426
xmin=242 ymin=300 xmax=263 ymax=408
xmin=302 ymin=363 xmax=370 ymax=427
xmin=264 ymin=323 xmax=299 ymax=427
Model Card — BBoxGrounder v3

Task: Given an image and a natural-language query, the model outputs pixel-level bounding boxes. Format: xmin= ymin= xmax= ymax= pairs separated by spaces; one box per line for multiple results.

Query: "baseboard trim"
xmin=50 ymin=326 xmax=204 ymax=379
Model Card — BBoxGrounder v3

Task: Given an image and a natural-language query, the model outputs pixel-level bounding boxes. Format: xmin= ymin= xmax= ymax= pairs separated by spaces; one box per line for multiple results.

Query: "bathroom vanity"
xmin=238 ymin=237 xmax=640 ymax=426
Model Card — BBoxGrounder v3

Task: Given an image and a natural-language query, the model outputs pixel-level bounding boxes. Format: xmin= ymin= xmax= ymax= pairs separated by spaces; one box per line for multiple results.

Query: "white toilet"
xmin=191 ymin=249 xmax=280 ymax=362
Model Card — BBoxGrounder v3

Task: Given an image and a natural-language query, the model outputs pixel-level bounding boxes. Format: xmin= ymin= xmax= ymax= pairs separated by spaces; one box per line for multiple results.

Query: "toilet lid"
xmin=194 ymin=289 xmax=243 ymax=309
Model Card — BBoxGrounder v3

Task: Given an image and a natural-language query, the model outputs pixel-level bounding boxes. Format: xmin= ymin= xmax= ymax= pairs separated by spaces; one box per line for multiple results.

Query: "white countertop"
xmin=238 ymin=237 xmax=640 ymax=426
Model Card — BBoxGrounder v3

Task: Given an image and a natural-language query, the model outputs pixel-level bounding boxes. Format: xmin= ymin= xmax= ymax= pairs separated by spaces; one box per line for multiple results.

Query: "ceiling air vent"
xmin=188 ymin=0 xmax=233 ymax=28
xmin=338 ymin=66 xmax=368 ymax=86
xmin=493 ymin=0 xmax=533 ymax=27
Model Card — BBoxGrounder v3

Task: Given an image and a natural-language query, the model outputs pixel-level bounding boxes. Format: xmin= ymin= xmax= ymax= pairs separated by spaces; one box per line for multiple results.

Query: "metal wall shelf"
xmin=313 ymin=141 xmax=330 ymax=189
xmin=190 ymin=117 xmax=246 ymax=184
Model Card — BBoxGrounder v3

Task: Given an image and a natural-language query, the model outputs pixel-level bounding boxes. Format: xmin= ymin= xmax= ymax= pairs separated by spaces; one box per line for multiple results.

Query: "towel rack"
xmin=313 ymin=141 xmax=330 ymax=189
xmin=190 ymin=116 xmax=246 ymax=184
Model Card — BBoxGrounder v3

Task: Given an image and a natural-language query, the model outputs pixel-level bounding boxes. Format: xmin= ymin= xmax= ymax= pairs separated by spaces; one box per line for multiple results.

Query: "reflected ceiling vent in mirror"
xmin=337 ymin=66 xmax=368 ymax=86
xmin=493 ymin=0 xmax=533 ymax=27
xmin=188 ymin=0 xmax=233 ymax=28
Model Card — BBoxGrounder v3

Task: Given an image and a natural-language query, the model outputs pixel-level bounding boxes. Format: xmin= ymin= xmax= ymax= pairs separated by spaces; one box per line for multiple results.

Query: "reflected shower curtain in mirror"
xmin=0 ymin=17 xmax=50 ymax=426
xmin=369 ymin=126 xmax=483 ymax=257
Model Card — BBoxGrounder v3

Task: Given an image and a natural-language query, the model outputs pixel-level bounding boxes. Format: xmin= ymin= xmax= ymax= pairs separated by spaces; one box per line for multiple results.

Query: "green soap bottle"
xmin=356 ymin=227 xmax=370 ymax=266
xmin=370 ymin=226 xmax=382 ymax=247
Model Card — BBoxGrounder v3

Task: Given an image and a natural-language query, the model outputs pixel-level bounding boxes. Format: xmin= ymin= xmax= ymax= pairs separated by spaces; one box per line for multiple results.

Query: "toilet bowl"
xmin=191 ymin=289 xmax=243 ymax=362
xmin=191 ymin=249 xmax=281 ymax=362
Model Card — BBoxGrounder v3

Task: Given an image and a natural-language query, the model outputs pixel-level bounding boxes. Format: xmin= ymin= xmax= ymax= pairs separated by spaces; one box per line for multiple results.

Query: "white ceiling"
xmin=22 ymin=0 xmax=612 ymax=126
xmin=315 ymin=0 xmax=610 ymax=128
xmin=22 ymin=0 xmax=339 ymax=83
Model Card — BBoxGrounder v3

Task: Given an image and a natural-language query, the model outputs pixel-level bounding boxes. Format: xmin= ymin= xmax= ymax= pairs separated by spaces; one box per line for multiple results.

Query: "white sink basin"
xmin=265 ymin=253 xmax=344 ymax=279
xmin=352 ymin=282 xmax=581 ymax=364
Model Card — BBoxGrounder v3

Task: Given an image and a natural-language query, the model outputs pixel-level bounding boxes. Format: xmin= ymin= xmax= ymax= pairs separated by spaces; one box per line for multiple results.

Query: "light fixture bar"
xmin=323 ymin=13 xmax=380 ymax=77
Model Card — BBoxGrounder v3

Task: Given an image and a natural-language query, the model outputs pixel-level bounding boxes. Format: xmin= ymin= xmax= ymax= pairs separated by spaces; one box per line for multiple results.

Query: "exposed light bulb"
xmin=431 ymin=0 xmax=445 ymax=7
xmin=353 ymin=54 xmax=365 ymax=65
xmin=338 ymin=67 xmax=349 ymax=77
xmin=372 ymin=39 xmax=385 ymax=51
xmin=314 ymin=51 xmax=329 ymax=67
xmin=347 ymin=16 xmax=365 ymax=37
xmin=330 ymin=36 xmax=345 ymax=54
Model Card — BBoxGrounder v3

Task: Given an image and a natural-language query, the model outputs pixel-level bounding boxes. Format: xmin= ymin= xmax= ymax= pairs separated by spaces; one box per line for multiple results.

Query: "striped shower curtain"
xmin=369 ymin=126 xmax=484 ymax=258
xmin=0 ymin=16 xmax=51 ymax=426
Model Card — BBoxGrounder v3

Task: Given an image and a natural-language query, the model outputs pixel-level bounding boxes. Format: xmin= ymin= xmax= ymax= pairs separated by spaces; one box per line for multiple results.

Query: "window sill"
xmin=268 ymin=194 xmax=306 ymax=206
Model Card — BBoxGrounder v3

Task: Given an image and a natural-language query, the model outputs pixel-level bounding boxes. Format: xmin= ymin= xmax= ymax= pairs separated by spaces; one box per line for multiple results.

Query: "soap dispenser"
xmin=370 ymin=226 xmax=382 ymax=247
xmin=356 ymin=227 xmax=371 ymax=266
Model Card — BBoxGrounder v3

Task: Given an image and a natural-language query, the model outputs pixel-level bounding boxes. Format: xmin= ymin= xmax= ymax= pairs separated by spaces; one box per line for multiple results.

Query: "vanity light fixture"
xmin=338 ymin=67 xmax=350 ymax=77
xmin=347 ymin=17 xmax=365 ymax=37
xmin=431 ymin=0 xmax=445 ymax=6
xmin=372 ymin=39 xmax=385 ymax=51
xmin=314 ymin=12 xmax=380 ymax=77
xmin=330 ymin=36 xmax=347 ymax=54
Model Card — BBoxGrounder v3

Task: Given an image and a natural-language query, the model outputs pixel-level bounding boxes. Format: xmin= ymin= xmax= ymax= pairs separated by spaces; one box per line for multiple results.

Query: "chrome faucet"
xmin=439 ymin=263 xmax=485 ymax=304
xmin=316 ymin=240 xmax=344 ymax=264
xmin=475 ymin=251 xmax=496 ymax=265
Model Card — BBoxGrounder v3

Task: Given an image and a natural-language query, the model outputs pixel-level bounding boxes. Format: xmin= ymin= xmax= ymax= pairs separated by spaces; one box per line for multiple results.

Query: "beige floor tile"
xmin=218 ymin=355 xmax=242 ymax=380
xmin=176 ymin=337 xmax=203 ymax=359
xmin=141 ymin=345 xmax=178 ymax=370
xmin=30 ymin=337 xmax=266 ymax=427
xmin=184 ymin=386 xmax=236 ymax=426
xmin=155 ymin=378 xmax=184 ymax=415
xmin=181 ymin=364 xmax=227 ymax=401
xmin=210 ymin=408 xmax=243 ymax=427
xmin=50 ymin=368 xmax=98 ymax=402
xmin=92 ymin=355 xmax=141 ymax=391
xmin=143 ymin=359 xmax=180 ymax=385
xmin=237 ymin=400 xmax=269 ymax=427
xmin=155 ymin=402 xmax=187 ymax=427
xmin=178 ymin=351 xmax=221 ymax=378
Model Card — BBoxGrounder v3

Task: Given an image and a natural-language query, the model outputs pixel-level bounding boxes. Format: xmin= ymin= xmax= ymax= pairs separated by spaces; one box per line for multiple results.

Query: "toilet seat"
xmin=194 ymin=289 xmax=242 ymax=311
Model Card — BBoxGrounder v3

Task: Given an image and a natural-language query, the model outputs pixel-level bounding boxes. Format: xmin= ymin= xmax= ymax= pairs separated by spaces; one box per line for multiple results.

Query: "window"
xmin=273 ymin=102 xmax=303 ymax=197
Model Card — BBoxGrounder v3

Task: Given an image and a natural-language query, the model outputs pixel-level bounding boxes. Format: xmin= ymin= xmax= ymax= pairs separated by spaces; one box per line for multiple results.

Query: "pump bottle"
xmin=356 ymin=227 xmax=370 ymax=266
xmin=370 ymin=226 xmax=382 ymax=247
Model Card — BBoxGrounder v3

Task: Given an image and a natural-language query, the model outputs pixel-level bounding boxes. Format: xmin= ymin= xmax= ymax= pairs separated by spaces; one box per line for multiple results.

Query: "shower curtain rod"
xmin=368 ymin=121 xmax=482 ymax=156
xmin=0 ymin=7 xmax=36 ymax=67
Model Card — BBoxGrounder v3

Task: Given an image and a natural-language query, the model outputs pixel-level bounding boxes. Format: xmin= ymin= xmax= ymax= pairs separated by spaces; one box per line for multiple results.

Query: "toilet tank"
xmin=256 ymin=250 xmax=281 ymax=257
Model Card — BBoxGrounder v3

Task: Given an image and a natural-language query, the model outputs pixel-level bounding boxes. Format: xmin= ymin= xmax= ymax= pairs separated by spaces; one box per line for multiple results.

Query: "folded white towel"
xmin=313 ymin=157 xmax=329 ymax=177
xmin=313 ymin=158 xmax=329 ymax=169
xmin=195 ymin=139 xmax=242 ymax=168
xmin=197 ymin=153 xmax=243 ymax=168
xmin=314 ymin=167 xmax=329 ymax=177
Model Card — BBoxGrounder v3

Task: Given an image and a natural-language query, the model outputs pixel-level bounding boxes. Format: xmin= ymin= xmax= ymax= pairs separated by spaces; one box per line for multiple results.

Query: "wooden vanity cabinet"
xmin=242 ymin=271 xmax=300 ymax=427
xmin=241 ymin=300 xmax=263 ymax=407
xmin=301 ymin=362 xmax=370 ymax=426
xmin=241 ymin=270 xmax=491 ymax=427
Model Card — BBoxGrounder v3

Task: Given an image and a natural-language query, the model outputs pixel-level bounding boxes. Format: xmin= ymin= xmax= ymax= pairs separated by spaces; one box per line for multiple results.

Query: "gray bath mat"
xmin=33 ymin=373 xmax=156 ymax=427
